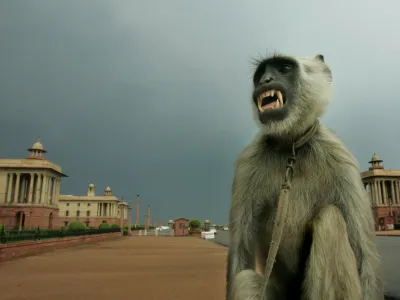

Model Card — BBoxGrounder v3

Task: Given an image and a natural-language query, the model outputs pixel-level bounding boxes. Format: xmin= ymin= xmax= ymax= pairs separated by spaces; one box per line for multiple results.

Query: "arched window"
xmin=76 ymin=210 xmax=80 ymax=217
xmin=66 ymin=210 xmax=69 ymax=217
xmin=86 ymin=210 xmax=90 ymax=217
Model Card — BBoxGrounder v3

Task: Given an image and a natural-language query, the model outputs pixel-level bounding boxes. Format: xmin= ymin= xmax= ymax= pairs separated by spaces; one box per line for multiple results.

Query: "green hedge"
xmin=0 ymin=226 xmax=121 ymax=244
xmin=99 ymin=223 xmax=111 ymax=229
xmin=68 ymin=221 xmax=86 ymax=231
xmin=129 ymin=224 xmax=154 ymax=230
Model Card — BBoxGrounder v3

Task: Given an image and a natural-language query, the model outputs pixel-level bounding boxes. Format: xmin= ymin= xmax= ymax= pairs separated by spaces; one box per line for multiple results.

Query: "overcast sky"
xmin=1 ymin=1 xmax=399 ymax=225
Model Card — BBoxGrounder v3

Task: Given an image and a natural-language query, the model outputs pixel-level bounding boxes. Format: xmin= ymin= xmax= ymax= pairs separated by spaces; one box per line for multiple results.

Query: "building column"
xmin=377 ymin=180 xmax=382 ymax=205
xmin=369 ymin=181 xmax=375 ymax=205
xmin=51 ymin=178 xmax=57 ymax=206
xmin=47 ymin=177 xmax=52 ymax=205
xmin=41 ymin=175 xmax=47 ymax=205
xmin=18 ymin=176 xmax=25 ymax=203
xmin=390 ymin=180 xmax=396 ymax=204
xmin=53 ymin=178 xmax=57 ymax=206
xmin=6 ymin=173 xmax=13 ymax=203
xmin=55 ymin=178 xmax=60 ymax=206
xmin=378 ymin=180 xmax=382 ymax=205
xmin=394 ymin=181 xmax=399 ymax=205
xmin=382 ymin=180 xmax=387 ymax=205
xmin=34 ymin=174 xmax=41 ymax=204
xmin=27 ymin=173 xmax=34 ymax=204
xmin=13 ymin=173 xmax=21 ymax=203
xmin=395 ymin=181 xmax=400 ymax=204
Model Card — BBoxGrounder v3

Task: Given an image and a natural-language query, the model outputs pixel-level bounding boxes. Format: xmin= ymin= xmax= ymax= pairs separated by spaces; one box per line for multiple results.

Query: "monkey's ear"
xmin=315 ymin=54 xmax=324 ymax=62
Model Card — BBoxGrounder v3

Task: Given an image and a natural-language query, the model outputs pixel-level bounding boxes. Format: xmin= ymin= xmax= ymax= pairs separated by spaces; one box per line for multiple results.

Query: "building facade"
xmin=0 ymin=140 xmax=132 ymax=230
xmin=0 ymin=140 xmax=66 ymax=229
xmin=361 ymin=154 xmax=400 ymax=231
xmin=58 ymin=184 xmax=131 ymax=228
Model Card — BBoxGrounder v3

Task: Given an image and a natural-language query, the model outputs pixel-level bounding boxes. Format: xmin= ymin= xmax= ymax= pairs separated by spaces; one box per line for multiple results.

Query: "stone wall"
xmin=0 ymin=232 xmax=122 ymax=263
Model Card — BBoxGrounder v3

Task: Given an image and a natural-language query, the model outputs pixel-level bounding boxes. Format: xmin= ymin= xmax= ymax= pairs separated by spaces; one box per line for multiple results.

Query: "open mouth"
xmin=257 ymin=89 xmax=284 ymax=112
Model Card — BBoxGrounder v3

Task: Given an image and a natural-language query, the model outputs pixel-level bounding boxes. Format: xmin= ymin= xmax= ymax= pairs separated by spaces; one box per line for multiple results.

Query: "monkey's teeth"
xmin=257 ymin=89 xmax=284 ymax=112
xmin=276 ymin=91 xmax=283 ymax=106
xmin=258 ymin=101 xmax=264 ymax=112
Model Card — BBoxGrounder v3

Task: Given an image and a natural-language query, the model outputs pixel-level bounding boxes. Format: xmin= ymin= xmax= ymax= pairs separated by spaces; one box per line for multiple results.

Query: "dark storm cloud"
xmin=1 ymin=1 xmax=399 ymax=224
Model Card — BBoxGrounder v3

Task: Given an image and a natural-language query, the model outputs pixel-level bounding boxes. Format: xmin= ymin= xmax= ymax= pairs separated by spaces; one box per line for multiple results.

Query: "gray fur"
xmin=227 ymin=54 xmax=384 ymax=299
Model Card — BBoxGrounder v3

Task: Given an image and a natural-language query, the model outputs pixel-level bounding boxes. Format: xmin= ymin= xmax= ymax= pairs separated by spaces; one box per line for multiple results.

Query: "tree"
xmin=189 ymin=219 xmax=201 ymax=229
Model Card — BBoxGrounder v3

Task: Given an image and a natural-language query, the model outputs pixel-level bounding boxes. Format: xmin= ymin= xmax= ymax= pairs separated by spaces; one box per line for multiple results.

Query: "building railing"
xmin=0 ymin=227 xmax=121 ymax=244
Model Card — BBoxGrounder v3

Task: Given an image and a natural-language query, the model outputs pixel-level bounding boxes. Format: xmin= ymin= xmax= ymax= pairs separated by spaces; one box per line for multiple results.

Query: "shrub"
xmin=68 ymin=221 xmax=86 ymax=231
xmin=111 ymin=224 xmax=120 ymax=229
xmin=99 ymin=223 xmax=111 ymax=229
xmin=394 ymin=224 xmax=400 ymax=230
xmin=131 ymin=224 xmax=145 ymax=230
xmin=189 ymin=220 xmax=201 ymax=229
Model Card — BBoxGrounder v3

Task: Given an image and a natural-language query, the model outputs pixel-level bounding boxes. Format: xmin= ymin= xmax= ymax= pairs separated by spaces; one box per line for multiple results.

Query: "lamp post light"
xmin=204 ymin=220 xmax=210 ymax=232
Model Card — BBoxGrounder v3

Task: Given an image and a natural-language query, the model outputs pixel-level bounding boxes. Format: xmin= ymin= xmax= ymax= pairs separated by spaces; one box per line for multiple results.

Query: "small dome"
xmin=31 ymin=140 xmax=44 ymax=150
xmin=105 ymin=186 xmax=111 ymax=191
xmin=89 ymin=183 xmax=95 ymax=188
xmin=26 ymin=139 xmax=47 ymax=159
xmin=204 ymin=220 xmax=210 ymax=223
xmin=371 ymin=153 xmax=381 ymax=162
xmin=168 ymin=220 xmax=174 ymax=223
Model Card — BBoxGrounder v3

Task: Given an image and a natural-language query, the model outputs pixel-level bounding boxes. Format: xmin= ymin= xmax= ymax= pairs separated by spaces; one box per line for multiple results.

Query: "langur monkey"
xmin=226 ymin=53 xmax=384 ymax=300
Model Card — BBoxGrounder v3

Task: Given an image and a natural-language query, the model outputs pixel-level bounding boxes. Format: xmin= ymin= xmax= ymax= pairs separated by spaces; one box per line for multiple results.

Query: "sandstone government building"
xmin=0 ymin=140 xmax=399 ymax=231
xmin=0 ymin=140 xmax=131 ymax=230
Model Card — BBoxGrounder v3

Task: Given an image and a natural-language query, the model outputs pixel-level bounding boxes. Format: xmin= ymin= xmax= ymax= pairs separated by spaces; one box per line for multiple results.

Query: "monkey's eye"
xmin=278 ymin=64 xmax=292 ymax=74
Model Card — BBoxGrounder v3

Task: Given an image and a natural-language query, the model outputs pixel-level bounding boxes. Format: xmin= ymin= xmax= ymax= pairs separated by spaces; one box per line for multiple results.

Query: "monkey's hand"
xmin=230 ymin=269 xmax=264 ymax=300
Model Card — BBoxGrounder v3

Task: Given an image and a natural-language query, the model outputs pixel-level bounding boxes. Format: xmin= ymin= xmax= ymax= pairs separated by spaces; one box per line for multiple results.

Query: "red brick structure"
xmin=0 ymin=206 xmax=59 ymax=230
xmin=0 ymin=140 xmax=67 ymax=230
xmin=173 ymin=218 xmax=189 ymax=236
xmin=361 ymin=154 xmax=400 ymax=231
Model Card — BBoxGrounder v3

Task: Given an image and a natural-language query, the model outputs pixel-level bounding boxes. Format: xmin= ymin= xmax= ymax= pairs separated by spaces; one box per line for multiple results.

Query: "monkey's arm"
xmin=226 ymin=174 xmax=256 ymax=299
xmin=337 ymin=167 xmax=384 ymax=300
xmin=302 ymin=164 xmax=383 ymax=300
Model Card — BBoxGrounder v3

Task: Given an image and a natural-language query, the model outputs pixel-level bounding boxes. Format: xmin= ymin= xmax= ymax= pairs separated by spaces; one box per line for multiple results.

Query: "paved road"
xmin=0 ymin=237 xmax=228 ymax=300
xmin=214 ymin=230 xmax=400 ymax=299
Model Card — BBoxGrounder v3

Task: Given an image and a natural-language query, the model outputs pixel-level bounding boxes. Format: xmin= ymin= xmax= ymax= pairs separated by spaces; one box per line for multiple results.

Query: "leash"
xmin=261 ymin=120 xmax=320 ymax=293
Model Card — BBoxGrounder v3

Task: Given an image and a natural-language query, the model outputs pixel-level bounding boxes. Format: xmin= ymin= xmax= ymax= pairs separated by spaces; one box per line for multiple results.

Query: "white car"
xmin=223 ymin=227 xmax=229 ymax=231
xmin=209 ymin=226 xmax=217 ymax=234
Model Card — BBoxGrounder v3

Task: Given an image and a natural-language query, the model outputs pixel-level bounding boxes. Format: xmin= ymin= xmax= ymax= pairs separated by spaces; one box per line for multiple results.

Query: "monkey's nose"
xmin=261 ymin=76 xmax=273 ymax=84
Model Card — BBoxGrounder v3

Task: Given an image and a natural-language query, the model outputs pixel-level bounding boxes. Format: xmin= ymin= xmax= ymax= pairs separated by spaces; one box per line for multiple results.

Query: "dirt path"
xmin=0 ymin=237 xmax=227 ymax=300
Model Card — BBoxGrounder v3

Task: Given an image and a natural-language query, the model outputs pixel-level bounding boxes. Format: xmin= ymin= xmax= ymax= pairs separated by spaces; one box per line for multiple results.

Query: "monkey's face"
xmin=251 ymin=54 xmax=332 ymax=136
